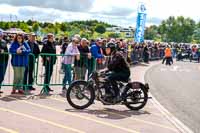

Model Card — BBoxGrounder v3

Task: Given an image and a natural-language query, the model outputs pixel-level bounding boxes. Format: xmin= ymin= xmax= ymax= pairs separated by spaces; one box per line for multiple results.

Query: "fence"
xmin=0 ymin=53 xmax=97 ymax=95
xmin=129 ymin=47 xmax=165 ymax=63
xmin=0 ymin=49 xmax=165 ymax=95
xmin=0 ymin=53 xmax=36 ymax=94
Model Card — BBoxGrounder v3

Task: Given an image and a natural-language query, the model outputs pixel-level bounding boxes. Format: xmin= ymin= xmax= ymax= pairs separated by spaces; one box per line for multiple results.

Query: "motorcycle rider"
xmin=104 ymin=51 xmax=130 ymax=101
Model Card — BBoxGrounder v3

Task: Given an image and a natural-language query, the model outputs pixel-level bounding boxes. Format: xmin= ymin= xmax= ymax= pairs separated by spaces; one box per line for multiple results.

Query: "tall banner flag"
xmin=134 ymin=3 xmax=147 ymax=43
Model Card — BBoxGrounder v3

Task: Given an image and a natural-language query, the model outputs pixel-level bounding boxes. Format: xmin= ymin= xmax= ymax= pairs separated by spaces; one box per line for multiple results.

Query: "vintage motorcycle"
xmin=66 ymin=70 xmax=150 ymax=110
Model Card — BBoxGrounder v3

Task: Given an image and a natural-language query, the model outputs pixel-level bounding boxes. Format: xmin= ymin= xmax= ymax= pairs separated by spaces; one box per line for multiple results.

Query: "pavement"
xmin=0 ymin=60 xmax=191 ymax=133
xmin=145 ymin=61 xmax=200 ymax=133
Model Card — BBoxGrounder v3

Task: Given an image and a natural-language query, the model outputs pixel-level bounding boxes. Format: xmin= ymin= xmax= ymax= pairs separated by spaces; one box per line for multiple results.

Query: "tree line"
xmin=145 ymin=16 xmax=200 ymax=43
xmin=1 ymin=16 xmax=200 ymax=43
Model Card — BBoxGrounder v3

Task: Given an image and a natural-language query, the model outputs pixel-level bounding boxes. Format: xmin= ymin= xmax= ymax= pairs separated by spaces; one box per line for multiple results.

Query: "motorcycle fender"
xmin=127 ymin=82 xmax=149 ymax=92
xmin=70 ymin=80 xmax=87 ymax=86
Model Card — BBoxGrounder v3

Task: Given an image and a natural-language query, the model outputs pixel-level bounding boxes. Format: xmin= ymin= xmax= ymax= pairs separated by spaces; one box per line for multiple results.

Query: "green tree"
xmin=107 ymin=32 xmax=120 ymax=38
xmin=192 ymin=28 xmax=200 ymax=43
xmin=32 ymin=22 xmax=40 ymax=33
xmin=159 ymin=16 xmax=195 ymax=42
xmin=19 ymin=22 xmax=30 ymax=32
xmin=60 ymin=23 xmax=67 ymax=32
xmin=26 ymin=19 xmax=34 ymax=26
xmin=95 ymin=24 xmax=106 ymax=34
xmin=145 ymin=25 xmax=158 ymax=40
xmin=4 ymin=23 xmax=10 ymax=30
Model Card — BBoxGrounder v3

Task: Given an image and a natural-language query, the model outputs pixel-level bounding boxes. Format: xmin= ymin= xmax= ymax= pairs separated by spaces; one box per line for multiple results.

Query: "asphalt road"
xmin=0 ymin=61 xmax=181 ymax=133
xmin=145 ymin=61 xmax=200 ymax=133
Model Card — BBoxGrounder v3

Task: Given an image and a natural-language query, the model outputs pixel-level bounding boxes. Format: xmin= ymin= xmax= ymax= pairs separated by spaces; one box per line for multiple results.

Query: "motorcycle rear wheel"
xmin=124 ymin=83 xmax=148 ymax=110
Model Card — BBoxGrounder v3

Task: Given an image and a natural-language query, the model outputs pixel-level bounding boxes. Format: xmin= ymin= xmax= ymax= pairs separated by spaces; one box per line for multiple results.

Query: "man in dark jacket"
xmin=23 ymin=33 xmax=40 ymax=91
xmin=106 ymin=51 xmax=130 ymax=100
xmin=41 ymin=33 xmax=57 ymax=92
xmin=60 ymin=37 xmax=69 ymax=55
xmin=0 ymin=32 xmax=9 ymax=93
xmin=74 ymin=38 xmax=91 ymax=80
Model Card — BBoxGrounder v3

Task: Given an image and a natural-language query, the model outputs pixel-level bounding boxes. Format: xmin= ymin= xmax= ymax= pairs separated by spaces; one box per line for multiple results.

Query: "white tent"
xmin=4 ymin=28 xmax=26 ymax=34
xmin=0 ymin=28 xmax=4 ymax=33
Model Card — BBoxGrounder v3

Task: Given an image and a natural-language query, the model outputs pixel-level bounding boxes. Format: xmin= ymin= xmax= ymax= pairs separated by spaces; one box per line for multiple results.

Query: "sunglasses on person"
xmin=75 ymin=41 xmax=79 ymax=44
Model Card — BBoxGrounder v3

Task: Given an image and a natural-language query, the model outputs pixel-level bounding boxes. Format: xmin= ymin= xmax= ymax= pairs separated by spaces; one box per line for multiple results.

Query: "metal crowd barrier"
xmin=0 ymin=53 xmax=36 ymax=94
xmin=0 ymin=53 xmax=97 ymax=95
xmin=130 ymin=47 xmax=165 ymax=63
xmin=36 ymin=53 xmax=97 ymax=94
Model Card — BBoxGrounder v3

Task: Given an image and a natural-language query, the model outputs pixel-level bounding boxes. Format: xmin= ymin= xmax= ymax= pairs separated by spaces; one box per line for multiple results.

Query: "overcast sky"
xmin=0 ymin=0 xmax=199 ymax=27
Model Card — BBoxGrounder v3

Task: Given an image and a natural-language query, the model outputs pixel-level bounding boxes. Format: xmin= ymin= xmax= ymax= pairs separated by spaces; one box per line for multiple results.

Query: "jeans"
xmin=44 ymin=62 xmax=54 ymax=89
xmin=106 ymin=71 xmax=130 ymax=97
xmin=23 ymin=65 xmax=34 ymax=90
xmin=13 ymin=66 xmax=25 ymax=90
xmin=0 ymin=63 xmax=8 ymax=89
xmin=63 ymin=64 xmax=72 ymax=87
xmin=87 ymin=59 xmax=95 ymax=79
xmin=74 ymin=66 xmax=86 ymax=80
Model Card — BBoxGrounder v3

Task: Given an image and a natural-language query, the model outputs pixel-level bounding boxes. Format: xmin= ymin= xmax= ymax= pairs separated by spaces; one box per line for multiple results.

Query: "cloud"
xmin=93 ymin=7 xmax=136 ymax=16
xmin=0 ymin=4 xmax=163 ymax=28
xmin=2 ymin=0 xmax=199 ymax=27
xmin=0 ymin=0 xmax=94 ymax=12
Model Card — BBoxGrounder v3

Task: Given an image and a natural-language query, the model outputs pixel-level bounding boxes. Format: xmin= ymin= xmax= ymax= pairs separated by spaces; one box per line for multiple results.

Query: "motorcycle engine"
xmin=98 ymin=82 xmax=116 ymax=104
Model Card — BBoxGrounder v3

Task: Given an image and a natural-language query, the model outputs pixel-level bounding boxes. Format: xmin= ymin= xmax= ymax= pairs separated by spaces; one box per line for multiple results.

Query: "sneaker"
xmin=30 ymin=87 xmax=36 ymax=91
xmin=62 ymin=87 xmax=67 ymax=91
xmin=18 ymin=90 xmax=25 ymax=95
xmin=11 ymin=89 xmax=17 ymax=94
xmin=47 ymin=87 xmax=54 ymax=92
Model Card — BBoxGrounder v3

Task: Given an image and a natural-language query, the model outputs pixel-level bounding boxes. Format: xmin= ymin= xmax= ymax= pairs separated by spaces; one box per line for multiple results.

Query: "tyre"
xmin=66 ymin=81 xmax=95 ymax=109
xmin=124 ymin=83 xmax=148 ymax=110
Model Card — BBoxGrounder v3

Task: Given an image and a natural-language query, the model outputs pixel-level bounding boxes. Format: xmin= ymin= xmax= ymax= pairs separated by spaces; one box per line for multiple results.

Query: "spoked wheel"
xmin=124 ymin=84 xmax=148 ymax=110
xmin=66 ymin=81 xmax=95 ymax=109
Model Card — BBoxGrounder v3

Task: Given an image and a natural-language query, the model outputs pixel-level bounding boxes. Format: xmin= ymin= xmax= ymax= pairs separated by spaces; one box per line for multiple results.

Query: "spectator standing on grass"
xmin=62 ymin=37 xmax=80 ymax=90
xmin=23 ymin=33 xmax=40 ymax=91
xmin=9 ymin=34 xmax=31 ymax=94
xmin=0 ymin=32 xmax=9 ymax=94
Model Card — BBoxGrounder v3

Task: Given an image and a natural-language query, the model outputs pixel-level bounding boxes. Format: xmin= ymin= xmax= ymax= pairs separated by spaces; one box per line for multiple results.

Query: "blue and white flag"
xmin=134 ymin=3 xmax=147 ymax=43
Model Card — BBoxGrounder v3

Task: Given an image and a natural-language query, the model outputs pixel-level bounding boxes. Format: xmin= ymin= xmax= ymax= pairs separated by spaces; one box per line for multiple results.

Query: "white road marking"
xmin=170 ymin=66 xmax=180 ymax=71
xmin=160 ymin=65 xmax=191 ymax=73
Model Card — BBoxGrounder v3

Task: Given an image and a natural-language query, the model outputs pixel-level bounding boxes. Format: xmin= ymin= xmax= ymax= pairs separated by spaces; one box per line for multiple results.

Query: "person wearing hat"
xmin=74 ymin=38 xmax=91 ymax=80
xmin=104 ymin=51 xmax=131 ymax=102
xmin=74 ymin=34 xmax=81 ymax=42
xmin=90 ymin=38 xmax=104 ymax=70
xmin=23 ymin=33 xmax=40 ymax=91
xmin=106 ymin=41 xmax=117 ymax=55
xmin=0 ymin=32 xmax=9 ymax=93
xmin=41 ymin=33 xmax=57 ymax=92
xmin=62 ymin=37 xmax=80 ymax=90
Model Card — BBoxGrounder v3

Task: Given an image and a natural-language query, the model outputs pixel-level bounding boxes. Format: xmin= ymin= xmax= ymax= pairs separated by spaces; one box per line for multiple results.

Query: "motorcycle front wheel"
xmin=66 ymin=81 xmax=95 ymax=109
